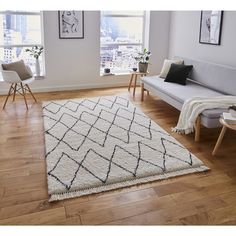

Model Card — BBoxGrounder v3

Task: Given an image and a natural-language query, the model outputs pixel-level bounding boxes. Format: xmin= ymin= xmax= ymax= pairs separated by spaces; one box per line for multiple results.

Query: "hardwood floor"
xmin=0 ymin=87 xmax=236 ymax=225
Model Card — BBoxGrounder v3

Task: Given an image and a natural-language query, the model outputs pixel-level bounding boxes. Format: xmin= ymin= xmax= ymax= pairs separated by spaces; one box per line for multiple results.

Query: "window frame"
xmin=0 ymin=10 xmax=44 ymax=76
xmin=100 ymin=11 xmax=147 ymax=74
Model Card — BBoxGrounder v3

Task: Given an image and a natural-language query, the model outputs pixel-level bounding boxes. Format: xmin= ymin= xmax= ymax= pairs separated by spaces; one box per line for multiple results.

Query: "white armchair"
xmin=0 ymin=61 xmax=37 ymax=109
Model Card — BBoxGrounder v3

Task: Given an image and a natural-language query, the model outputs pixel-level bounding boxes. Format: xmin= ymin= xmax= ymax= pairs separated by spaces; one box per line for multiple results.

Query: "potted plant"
xmin=25 ymin=46 xmax=44 ymax=76
xmin=135 ymin=48 xmax=151 ymax=73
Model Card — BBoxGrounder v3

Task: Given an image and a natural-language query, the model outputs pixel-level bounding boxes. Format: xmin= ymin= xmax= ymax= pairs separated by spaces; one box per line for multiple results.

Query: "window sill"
xmin=34 ymin=75 xmax=45 ymax=80
xmin=100 ymin=72 xmax=131 ymax=77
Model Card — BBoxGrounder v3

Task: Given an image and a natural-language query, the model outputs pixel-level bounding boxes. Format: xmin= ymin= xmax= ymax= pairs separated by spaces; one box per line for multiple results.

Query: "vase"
xmin=35 ymin=58 xmax=40 ymax=76
xmin=138 ymin=62 xmax=148 ymax=73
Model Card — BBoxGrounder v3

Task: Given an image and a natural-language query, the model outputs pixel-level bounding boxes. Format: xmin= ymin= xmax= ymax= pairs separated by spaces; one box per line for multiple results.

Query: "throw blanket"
xmin=172 ymin=96 xmax=236 ymax=134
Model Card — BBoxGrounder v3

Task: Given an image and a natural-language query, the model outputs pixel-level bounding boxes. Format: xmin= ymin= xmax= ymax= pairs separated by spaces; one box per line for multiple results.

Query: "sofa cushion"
xmin=201 ymin=108 xmax=228 ymax=118
xmin=159 ymin=59 xmax=184 ymax=78
xmin=141 ymin=76 xmax=224 ymax=104
xmin=200 ymin=115 xmax=223 ymax=128
xmin=164 ymin=64 xmax=193 ymax=85
xmin=174 ymin=56 xmax=236 ymax=96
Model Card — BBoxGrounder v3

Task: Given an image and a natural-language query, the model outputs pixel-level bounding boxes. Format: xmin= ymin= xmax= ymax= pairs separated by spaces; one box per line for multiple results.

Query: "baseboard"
xmin=0 ymin=81 xmax=129 ymax=95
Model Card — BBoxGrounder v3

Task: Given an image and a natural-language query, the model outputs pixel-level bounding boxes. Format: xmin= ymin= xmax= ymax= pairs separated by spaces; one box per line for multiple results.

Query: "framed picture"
xmin=58 ymin=11 xmax=84 ymax=39
xmin=199 ymin=11 xmax=223 ymax=45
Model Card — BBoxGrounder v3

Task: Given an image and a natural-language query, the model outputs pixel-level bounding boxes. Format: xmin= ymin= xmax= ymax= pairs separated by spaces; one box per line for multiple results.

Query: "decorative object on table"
xmin=43 ymin=96 xmax=209 ymax=201
xmin=102 ymin=68 xmax=114 ymax=76
xmin=199 ymin=11 xmax=223 ymax=45
xmin=135 ymin=48 xmax=151 ymax=73
xmin=104 ymin=68 xmax=110 ymax=74
xmin=58 ymin=11 xmax=84 ymax=39
xmin=25 ymin=46 xmax=43 ymax=76
xmin=222 ymin=112 xmax=236 ymax=125
xmin=132 ymin=68 xmax=137 ymax=72
xmin=228 ymin=105 xmax=236 ymax=118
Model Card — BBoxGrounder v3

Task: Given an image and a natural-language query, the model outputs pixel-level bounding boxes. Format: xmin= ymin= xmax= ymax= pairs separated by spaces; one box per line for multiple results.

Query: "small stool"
xmin=128 ymin=71 xmax=149 ymax=96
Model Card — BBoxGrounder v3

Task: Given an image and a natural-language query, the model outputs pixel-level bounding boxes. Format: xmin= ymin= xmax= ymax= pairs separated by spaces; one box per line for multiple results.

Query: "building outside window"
xmin=100 ymin=11 xmax=146 ymax=74
xmin=0 ymin=11 xmax=43 ymax=75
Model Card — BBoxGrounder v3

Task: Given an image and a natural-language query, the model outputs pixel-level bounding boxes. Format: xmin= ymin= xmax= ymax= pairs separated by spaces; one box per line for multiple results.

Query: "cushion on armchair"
xmin=2 ymin=60 xmax=32 ymax=81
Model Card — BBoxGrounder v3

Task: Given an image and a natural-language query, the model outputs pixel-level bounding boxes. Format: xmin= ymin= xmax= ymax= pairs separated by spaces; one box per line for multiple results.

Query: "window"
xmin=100 ymin=11 xmax=146 ymax=74
xmin=0 ymin=11 xmax=43 ymax=75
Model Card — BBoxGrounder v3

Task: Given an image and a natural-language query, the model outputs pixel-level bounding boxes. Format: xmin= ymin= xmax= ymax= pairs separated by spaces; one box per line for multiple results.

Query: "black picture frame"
xmin=58 ymin=11 xmax=84 ymax=39
xmin=199 ymin=11 xmax=223 ymax=45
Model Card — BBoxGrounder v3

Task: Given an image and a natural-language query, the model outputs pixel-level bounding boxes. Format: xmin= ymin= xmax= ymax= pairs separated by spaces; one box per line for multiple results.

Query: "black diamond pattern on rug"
xmin=43 ymin=96 xmax=208 ymax=200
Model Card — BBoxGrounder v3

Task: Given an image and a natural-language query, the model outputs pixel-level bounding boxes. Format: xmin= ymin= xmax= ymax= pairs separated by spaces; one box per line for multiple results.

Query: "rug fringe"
xmin=49 ymin=165 xmax=209 ymax=202
xmin=171 ymin=127 xmax=194 ymax=134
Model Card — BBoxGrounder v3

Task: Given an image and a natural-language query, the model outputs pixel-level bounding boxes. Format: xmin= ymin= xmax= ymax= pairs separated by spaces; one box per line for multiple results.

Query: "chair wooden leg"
xmin=128 ymin=74 xmax=134 ymax=92
xmin=3 ymin=84 xmax=14 ymax=109
xmin=25 ymin=84 xmax=37 ymax=102
xmin=13 ymin=83 xmax=17 ymax=101
xmin=20 ymin=82 xmax=28 ymax=110
xmin=141 ymin=83 xmax=144 ymax=101
xmin=194 ymin=116 xmax=201 ymax=142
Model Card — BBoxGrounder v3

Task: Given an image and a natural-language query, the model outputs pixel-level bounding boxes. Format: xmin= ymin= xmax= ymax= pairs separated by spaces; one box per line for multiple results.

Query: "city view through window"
xmin=0 ymin=11 xmax=43 ymax=75
xmin=100 ymin=11 xmax=145 ymax=74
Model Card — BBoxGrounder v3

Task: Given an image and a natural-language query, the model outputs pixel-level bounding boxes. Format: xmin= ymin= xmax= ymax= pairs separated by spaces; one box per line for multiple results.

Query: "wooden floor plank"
xmin=80 ymin=194 xmax=174 ymax=225
xmin=65 ymin=187 xmax=157 ymax=218
xmin=0 ymin=190 xmax=48 ymax=208
xmin=179 ymin=205 xmax=236 ymax=225
xmin=0 ymin=199 xmax=63 ymax=220
xmin=0 ymin=87 xmax=236 ymax=225
xmin=0 ymin=207 xmax=66 ymax=225
xmin=105 ymin=203 xmax=198 ymax=225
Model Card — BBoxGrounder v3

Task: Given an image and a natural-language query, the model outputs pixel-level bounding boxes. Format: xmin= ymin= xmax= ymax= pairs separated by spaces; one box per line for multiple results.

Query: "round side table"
xmin=212 ymin=118 xmax=236 ymax=156
xmin=128 ymin=71 xmax=149 ymax=96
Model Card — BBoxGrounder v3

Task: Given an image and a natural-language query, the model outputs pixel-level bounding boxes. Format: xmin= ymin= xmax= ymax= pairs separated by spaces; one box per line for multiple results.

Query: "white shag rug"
xmin=42 ymin=96 xmax=209 ymax=201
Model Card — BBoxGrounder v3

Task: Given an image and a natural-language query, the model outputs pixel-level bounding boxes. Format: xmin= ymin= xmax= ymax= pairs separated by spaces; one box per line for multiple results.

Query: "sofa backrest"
xmin=175 ymin=56 xmax=236 ymax=96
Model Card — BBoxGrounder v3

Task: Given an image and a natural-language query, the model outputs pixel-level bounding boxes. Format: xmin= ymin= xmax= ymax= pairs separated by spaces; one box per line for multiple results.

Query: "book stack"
xmin=222 ymin=112 xmax=236 ymax=125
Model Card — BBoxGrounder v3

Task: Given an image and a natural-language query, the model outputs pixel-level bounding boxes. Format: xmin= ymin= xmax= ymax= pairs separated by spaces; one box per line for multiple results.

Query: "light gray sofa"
xmin=141 ymin=57 xmax=236 ymax=141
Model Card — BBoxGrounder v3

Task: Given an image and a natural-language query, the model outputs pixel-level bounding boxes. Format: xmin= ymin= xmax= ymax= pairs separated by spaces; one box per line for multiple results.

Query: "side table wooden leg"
xmin=141 ymin=83 xmax=144 ymax=101
xmin=133 ymin=74 xmax=137 ymax=96
xmin=212 ymin=125 xmax=227 ymax=156
xmin=128 ymin=74 xmax=134 ymax=92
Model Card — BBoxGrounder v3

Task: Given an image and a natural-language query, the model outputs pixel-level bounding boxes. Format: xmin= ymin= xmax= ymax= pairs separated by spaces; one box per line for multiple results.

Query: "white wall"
xmin=2 ymin=11 xmax=236 ymax=94
xmin=169 ymin=11 xmax=236 ymax=67
xmin=31 ymin=11 xmax=128 ymax=93
xmin=38 ymin=10 xmax=128 ymax=92
xmin=0 ymin=11 xmax=171 ymax=94
xmin=149 ymin=11 xmax=171 ymax=75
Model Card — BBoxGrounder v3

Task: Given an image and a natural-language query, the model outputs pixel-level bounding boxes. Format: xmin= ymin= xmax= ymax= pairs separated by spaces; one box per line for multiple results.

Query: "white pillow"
xmin=159 ymin=59 xmax=184 ymax=78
